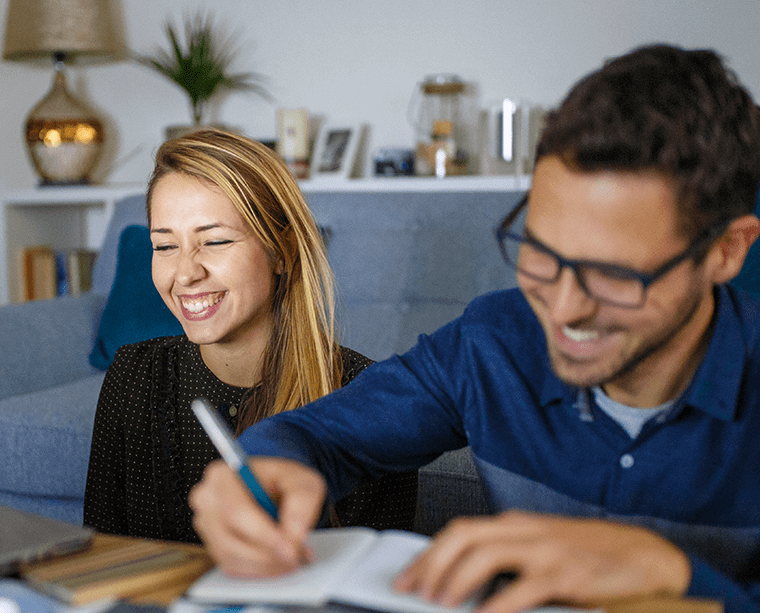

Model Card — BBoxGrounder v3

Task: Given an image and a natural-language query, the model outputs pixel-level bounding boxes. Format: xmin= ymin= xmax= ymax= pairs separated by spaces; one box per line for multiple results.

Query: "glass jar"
xmin=409 ymin=74 xmax=469 ymax=177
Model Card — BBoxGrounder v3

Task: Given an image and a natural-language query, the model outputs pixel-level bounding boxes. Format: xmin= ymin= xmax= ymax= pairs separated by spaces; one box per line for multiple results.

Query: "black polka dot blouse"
xmin=83 ymin=336 xmax=418 ymax=543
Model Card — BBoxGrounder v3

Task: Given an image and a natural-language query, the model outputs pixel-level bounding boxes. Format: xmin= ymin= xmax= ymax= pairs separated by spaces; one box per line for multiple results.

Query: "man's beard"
xmin=546 ymin=290 xmax=704 ymax=390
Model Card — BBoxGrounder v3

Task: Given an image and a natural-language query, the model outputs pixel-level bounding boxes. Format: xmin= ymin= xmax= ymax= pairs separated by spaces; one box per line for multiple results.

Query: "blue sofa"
xmin=0 ymin=188 xmax=522 ymax=527
xmin=0 ymin=194 xmax=150 ymax=524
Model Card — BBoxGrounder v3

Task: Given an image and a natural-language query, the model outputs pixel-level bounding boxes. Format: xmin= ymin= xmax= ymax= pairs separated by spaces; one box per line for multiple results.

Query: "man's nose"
xmin=548 ymin=267 xmax=598 ymax=324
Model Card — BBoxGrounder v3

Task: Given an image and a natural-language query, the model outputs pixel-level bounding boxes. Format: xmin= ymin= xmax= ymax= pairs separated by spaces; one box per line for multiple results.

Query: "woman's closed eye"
xmin=152 ymin=239 xmax=234 ymax=252
xmin=152 ymin=243 xmax=177 ymax=252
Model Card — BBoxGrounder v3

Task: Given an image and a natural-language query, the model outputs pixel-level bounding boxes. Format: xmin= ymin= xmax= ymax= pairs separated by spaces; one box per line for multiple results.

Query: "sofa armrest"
xmin=0 ymin=293 xmax=106 ymax=400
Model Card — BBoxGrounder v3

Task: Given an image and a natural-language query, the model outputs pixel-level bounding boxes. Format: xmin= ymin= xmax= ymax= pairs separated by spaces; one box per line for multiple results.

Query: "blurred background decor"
xmin=310 ymin=123 xmax=361 ymax=180
xmin=409 ymin=74 xmax=476 ymax=178
xmin=1 ymin=1 xmax=758 ymax=188
xmin=276 ymin=108 xmax=310 ymax=179
xmin=137 ymin=11 xmax=271 ymax=139
xmin=2 ymin=0 xmax=125 ymax=185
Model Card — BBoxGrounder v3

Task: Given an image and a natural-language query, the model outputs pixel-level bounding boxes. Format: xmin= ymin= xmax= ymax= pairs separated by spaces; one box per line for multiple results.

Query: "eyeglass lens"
xmin=502 ymin=237 xmax=646 ymax=307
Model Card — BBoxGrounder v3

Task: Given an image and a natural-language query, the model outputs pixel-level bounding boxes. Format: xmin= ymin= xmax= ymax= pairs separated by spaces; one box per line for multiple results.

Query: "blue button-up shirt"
xmin=242 ymin=284 xmax=760 ymax=611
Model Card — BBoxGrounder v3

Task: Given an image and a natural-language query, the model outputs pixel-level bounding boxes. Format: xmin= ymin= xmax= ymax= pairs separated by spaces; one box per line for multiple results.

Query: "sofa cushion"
xmin=91 ymin=194 xmax=149 ymax=297
xmin=0 ymin=293 xmax=105 ymax=400
xmin=414 ymin=447 xmax=492 ymax=536
xmin=0 ymin=373 xmax=105 ymax=499
xmin=89 ymin=225 xmax=183 ymax=370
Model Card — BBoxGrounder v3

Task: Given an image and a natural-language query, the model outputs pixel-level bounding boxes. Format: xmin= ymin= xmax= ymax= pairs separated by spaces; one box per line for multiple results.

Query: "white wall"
xmin=1 ymin=0 xmax=760 ymax=189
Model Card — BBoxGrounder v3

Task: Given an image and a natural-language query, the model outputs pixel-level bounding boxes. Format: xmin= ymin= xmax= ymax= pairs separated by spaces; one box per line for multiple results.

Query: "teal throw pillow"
xmin=89 ymin=225 xmax=184 ymax=370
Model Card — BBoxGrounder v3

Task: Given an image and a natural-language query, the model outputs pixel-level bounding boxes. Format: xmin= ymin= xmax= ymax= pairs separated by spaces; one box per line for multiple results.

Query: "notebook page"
xmin=329 ymin=530 xmax=476 ymax=613
xmin=328 ymin=533 xmax=599 ymax=613
xmin=187 ymin=527 xmax=378 ymax=605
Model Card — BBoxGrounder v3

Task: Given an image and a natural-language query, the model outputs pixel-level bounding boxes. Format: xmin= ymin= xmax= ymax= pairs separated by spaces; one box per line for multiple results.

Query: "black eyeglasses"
xmin=495 ymin=195 xmax=729 ymax=308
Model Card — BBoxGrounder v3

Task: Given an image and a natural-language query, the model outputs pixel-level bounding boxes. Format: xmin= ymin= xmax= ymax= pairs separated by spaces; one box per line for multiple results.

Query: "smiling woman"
xmin=149 ymin=172 xmax=279 ymax=376
xmin=83 ymin=129 xmax=418 ymax=542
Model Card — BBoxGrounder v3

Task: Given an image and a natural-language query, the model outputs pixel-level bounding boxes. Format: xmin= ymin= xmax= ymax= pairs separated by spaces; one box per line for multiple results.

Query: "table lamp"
xmin=2 ymin=0 xmax=125 ymax=185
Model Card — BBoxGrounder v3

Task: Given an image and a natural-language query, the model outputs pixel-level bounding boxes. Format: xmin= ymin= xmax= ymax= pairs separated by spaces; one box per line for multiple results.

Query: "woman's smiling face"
xmin=149 ymin=172 xmax=278 ymax=350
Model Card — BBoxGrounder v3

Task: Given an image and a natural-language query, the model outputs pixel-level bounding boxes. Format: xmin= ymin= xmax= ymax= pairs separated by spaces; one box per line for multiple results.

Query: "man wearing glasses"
xmin=190 ymin=45 xmax=760 ymax=612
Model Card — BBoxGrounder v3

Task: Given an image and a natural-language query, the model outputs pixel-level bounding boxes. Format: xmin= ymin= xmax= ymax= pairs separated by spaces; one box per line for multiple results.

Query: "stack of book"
xmin=18 ymin=246 xmax=97 ymax=302
xmin=21 ymin=534 xmax=212 ymax=606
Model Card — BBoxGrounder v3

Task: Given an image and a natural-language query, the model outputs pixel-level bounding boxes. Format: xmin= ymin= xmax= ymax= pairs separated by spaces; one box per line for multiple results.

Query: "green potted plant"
xmin=139 ymin=12 xmax=270 ymax=136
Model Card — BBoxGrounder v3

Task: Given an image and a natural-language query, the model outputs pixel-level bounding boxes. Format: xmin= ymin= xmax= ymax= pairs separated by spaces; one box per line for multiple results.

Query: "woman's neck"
xmin=199 ymin=341 xmax=264 ymax=388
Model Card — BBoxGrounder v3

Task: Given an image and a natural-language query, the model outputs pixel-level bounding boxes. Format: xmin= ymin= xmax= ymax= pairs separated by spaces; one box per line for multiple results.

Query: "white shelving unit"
xmin=0 ymin=175 xmax=530 ymax=306
xmin=0 ymin=184 xmax=144 ymax=305
xmin=299 ymin=175 xmax=531 ymax=193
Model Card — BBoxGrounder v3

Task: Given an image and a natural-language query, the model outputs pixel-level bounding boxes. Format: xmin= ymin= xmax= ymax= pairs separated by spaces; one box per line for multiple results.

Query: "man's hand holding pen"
xmin=189 ymin=457 xmax=325 ymax=577
xmin=190 ymin=398 xmax=324 ymax=576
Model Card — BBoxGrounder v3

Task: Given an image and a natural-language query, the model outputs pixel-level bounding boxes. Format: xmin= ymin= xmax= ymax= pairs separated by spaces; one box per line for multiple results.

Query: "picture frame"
xmin=310 ymin=124 xmax=360 ymax=180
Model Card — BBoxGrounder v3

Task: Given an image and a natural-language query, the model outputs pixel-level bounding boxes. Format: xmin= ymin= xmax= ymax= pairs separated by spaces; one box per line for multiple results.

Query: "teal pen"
xmin=191 ymin=398 xmax=279 ymax=520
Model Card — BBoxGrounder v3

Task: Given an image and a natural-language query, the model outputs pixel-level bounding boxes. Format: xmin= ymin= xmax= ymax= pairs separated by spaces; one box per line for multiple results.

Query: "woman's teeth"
xmin=182 ymin=293 xmax=223 ymax=313
xmin=563 ymin=326 xmax=600 ymax=342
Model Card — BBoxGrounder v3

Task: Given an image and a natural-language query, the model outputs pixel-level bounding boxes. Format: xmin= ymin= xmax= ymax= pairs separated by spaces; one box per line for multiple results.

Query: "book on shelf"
xmin=17 ymin=246 xmax=97 ymax=302
xmin=54 ymin=251 xmax=68 ymax=296
xmin=20 ymin=246 xmax=57 ymax=301
xmin=22 ymin=534 xmax=212 ymax=606
xmin=66 ymin=248 xmax=98 ymax=295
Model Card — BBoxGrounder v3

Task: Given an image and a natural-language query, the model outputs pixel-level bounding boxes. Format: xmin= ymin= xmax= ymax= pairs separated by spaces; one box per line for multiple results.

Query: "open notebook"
xmin=0 ymin=506 xmax=92 ymax=575
xmin=187 ymin=527 xmax=470 ymax=613
xmin=186 ymin=528 xmax=602 ymax=613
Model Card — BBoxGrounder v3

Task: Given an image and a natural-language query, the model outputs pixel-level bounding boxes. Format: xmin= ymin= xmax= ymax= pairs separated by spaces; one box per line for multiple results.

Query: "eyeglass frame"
xmin=494 ymin=194 xmax=731 ymax=308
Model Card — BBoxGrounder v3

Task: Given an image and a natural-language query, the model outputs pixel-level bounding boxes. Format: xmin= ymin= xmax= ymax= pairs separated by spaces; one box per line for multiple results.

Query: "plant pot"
xmin=164 ymin=124 xmax=198 ymax=141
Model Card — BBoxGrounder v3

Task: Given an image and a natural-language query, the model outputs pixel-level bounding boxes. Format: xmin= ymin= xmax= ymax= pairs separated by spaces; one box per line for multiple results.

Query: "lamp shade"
xmin=3 ymin=0 xmax=123 ymax=62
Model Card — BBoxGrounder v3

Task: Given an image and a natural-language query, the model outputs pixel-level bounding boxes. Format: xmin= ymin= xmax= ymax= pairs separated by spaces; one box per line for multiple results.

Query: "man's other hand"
xmin=394 ymin=511 xmax=691 ymax=613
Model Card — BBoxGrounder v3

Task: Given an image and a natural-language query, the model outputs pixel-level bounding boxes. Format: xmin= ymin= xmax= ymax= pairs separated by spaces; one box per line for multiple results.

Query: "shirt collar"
xmin=683 ymin=285 xmax=743 ymax=421
xmin=538 ymin=285 xmax=744 ymax=422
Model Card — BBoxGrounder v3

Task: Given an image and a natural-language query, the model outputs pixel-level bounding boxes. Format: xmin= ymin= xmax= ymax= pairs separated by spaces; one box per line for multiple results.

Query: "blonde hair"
xmin=147 ymin=128 xmax=341 ymax=432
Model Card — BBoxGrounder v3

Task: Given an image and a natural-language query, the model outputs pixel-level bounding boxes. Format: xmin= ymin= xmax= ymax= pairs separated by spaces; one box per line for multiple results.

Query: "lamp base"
xmin=25 ymin=61 xmax=104 ymax=185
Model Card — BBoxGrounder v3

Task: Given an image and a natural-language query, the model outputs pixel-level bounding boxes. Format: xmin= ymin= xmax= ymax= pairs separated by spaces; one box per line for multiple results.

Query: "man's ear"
xmin=710 ymin=214 xmax=760 ymax=284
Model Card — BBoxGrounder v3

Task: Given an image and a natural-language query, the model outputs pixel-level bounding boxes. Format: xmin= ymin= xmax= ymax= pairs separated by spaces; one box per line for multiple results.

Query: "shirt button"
xmin=229 ymin=405 xmax=237 ymax=417
xmin=620 ymin=454 xmax=634 ymax=469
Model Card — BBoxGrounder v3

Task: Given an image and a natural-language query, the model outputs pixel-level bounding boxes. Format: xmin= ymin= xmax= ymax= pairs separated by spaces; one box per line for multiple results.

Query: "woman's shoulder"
xmin=97 ymin=336 xmax=188 ymax=419
xmin=338 ymin=346 xmax=374 ymax=386
xmin=112 ymin=334 xmax=186 ymax=356
xmin=108 ymin=335 xmax=188 ymax=374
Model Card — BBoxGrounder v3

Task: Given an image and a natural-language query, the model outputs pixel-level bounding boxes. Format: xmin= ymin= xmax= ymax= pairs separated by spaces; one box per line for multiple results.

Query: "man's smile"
xmin=561 ymin=326 xmax=600 ymax=343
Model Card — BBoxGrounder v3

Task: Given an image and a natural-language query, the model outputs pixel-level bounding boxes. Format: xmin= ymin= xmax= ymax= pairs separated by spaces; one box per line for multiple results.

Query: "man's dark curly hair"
xmin=536 ymin=44 xmax=760 ymax=239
